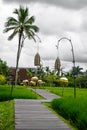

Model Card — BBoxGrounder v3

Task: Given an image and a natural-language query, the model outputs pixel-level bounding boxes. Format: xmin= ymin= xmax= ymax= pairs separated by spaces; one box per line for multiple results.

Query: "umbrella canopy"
xmin=59 ymin=77 xmax=68 ymax=83
xmin=31 ymin=76 xmax=38 ymax=81
xmin=23 ymin=79 xmax=29 ymax=83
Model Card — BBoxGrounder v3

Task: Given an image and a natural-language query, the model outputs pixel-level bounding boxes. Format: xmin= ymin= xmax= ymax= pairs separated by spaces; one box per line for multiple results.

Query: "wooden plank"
xmin=15 ymin=90 xmax=71 ymax=130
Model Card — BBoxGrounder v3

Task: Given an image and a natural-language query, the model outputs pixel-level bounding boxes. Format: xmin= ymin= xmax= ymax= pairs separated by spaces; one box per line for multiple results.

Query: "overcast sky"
xmin=0 ymin=0 xmax=87 ymax=71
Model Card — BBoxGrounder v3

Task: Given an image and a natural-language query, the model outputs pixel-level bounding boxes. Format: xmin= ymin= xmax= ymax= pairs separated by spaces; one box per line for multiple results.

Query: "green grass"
xmin=40 ymin=86 xmax=87 ymax=130
xmin=51 ymin=97 xmax=87 ymax=130
xmin=0 ymin=85 xmax=41 ymax=101
xmin=0 ymin=85 xmax=42 ymax=130
xmin=43 ymin=102 xmax=78 ymax=130
xmin=0 ymin=100 xmax=14 ymax=130
xmin=0 ymin=85 xmax=87 ymax=130
xmin=42 ymin=86 xmax=87 ymax=98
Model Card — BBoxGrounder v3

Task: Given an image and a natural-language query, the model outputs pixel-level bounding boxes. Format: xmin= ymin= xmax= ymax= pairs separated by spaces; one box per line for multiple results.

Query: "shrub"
xmin=76 ymin=76 xmax=87 ymax=88
xmin=0 ymin=74 xmax=6 ymax=85
xmin=43 ymin=75 xmax=60 ymax=87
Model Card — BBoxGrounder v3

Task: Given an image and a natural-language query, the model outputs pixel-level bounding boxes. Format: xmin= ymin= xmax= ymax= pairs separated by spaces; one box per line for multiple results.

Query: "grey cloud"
xmin=3 ymin=0 xmax=87 ymax=10
xmin=1 ymin=0 xmax=87 ymax=71
xmin=62 ymin=55 xmax=87 ymax=63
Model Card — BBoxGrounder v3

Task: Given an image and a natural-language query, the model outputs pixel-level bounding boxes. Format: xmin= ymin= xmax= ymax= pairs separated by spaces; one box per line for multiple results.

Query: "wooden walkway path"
xmin=32 ymin=89 xmax=61 ymax=101
xmin=15 ymin=89 xmax=72 ymax=130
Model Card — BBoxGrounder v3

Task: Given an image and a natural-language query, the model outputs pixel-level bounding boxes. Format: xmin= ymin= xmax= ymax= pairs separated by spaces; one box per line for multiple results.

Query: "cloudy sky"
xmin=0 ymin=0 xmax=87 ymax=71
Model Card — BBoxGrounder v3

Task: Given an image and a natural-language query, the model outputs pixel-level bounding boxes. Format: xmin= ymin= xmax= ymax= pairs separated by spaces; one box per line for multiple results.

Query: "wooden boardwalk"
xmin=32 ymin=89 xmax=61 ymax=101
xmin=15 ymin=89 xmax=72 ymax=130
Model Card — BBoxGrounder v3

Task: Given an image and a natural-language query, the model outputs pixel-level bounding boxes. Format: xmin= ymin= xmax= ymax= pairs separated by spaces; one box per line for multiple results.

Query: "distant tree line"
xmin=0 ymin=58 xmax=87 ymax=88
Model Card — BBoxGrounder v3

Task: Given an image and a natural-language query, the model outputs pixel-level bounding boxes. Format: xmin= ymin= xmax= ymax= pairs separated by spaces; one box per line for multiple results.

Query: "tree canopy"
xmin=0 ymin=59 xmax=10 ymax=77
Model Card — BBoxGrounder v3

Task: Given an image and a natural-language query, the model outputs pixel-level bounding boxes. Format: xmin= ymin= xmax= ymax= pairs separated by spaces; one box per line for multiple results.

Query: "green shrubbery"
xmin=76 ymin=76 xmax=87 ymax=88
xmin=51 ymin=97 xmax=87 ymax=130
xmin=0 ymin=74 xmax=6 ymax=85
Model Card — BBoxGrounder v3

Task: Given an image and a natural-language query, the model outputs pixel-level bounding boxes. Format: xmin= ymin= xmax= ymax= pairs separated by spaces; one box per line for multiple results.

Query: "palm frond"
xmin=28 ymin=33 xmax=36 ymax=42
xmin=3 ymin=27 xmax=16 ymax=33
xmin=25 ymin=28 xmax=36 ymax=42
xmin=31 ymin=25 xmax=39 ymax=32
xmin=8 ymin=30 xmax=18 ymax=40
xmin=25 ymin=16 xmax=35 ymax=24
xmin=5 ymin=17 xmax=18 ymax=27
xmin=18 ymin=6 xmax=28 ymax=23
xmin=25 ymin=24 xmax=39 ymax=32
xmin=13 ymin=8 xmax=19 ymax=14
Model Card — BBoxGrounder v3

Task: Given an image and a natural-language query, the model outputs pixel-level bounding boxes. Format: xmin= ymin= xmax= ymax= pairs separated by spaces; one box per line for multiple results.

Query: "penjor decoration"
xmin=55 ymin=44 xmax=61 ymax=75
xmin=55 ymin=56 xmax=60 ymax=73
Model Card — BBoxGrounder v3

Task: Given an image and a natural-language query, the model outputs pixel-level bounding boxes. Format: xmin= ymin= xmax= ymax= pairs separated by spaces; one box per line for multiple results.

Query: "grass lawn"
xmin=42 ymin=86 xmax=87 ymax=130
xmin=40 ymin=86 xmax=87 ymax=130
xmin=0 ymin=85 xmax=41 ymax=101
xmin=42 ymin=86 xmax=87 ymax=98
xmin=0 ymin=85 xmax=87 ymax=130
xmin=51 ymin=97 xmax=87 ymax=130
xmin=44 ymin=102 xmax=78 ymax=130
xmin=0 ymin=100 xmax=14 ymax=130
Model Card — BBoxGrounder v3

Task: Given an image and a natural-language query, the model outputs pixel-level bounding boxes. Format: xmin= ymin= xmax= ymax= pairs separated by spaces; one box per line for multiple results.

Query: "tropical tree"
xmin=45 ymin=66 xmax=50 ymax=76
xmin=0 ymin=59 xmax=10 ymax=77
xmin=37 ymin=64 xmax=45 ymax=79
xmin=27 ymin=68 xmax=34 ymax=79
xmin=4 ymin=6 xmax=39 ymax=87
xmin=70 ymin=66 xmax=83 ymax=77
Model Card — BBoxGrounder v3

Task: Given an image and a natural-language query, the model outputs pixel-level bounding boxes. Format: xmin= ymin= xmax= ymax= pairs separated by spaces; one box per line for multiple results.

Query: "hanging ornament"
xmin=55 ymin=57 xmax=60 ymax=71
xmin=34 ymin=52 xmax=40 ymax=66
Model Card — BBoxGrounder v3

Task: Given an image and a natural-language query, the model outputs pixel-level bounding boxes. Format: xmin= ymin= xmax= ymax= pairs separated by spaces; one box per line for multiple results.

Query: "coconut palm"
xmin=4 ymin=6 xmax=39 ymax=87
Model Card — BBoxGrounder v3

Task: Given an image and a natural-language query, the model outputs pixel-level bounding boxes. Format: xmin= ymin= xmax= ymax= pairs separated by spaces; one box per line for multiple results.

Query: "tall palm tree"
xmin=4 ymin=6 xmax=39 ymax=87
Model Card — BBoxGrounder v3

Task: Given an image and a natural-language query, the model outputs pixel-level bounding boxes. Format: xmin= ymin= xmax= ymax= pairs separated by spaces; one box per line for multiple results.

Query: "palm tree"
xmin=4 ymin=6 xmax=39 ymax=87
xmin=45 ymin=66 xmax=50 ymax=76
xmin=70 ymin=66 xmax=83 ymax=77
xmin=27 ymin=69 xmax=33 ymax=79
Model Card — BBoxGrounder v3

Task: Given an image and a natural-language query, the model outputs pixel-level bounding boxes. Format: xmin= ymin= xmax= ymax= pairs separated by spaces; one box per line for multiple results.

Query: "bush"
xmin=67 ymin=76 xmax=74 ymax=87
xmin=0 ymin=75 xmax=6 ymax=85
xmin=43 ymin=75 xmax=60 ymax=87
xmin=51 ymin=97 xmax=87 ymax=130
xmin=53 ymin=80 xmax=60 ymax=86
xmin=76 ymin=76 xmax=87 ymax=88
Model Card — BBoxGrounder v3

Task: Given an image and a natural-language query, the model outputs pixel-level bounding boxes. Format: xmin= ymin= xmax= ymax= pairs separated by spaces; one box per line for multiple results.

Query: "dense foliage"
xmin=0 ymin=59 xmax=10 ymax=77
xmin=51 ymin=97 xmax=87 ymax=130
xmin=76 ymin=76 xmax=87 ymax=88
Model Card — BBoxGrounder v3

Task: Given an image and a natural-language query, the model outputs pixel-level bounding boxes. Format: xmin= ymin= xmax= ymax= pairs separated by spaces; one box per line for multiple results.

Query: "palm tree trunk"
xmin=15 ymin=32 xmax=22 ymax=87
